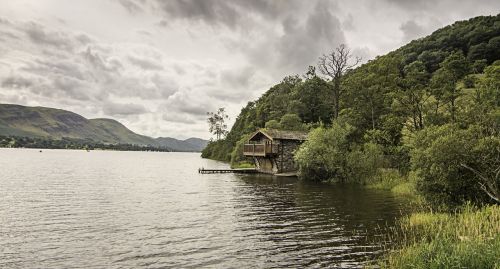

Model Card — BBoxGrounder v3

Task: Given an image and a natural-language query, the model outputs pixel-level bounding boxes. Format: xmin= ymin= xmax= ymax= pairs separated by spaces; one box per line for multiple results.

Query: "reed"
xmin=378 ymin=204 xmax=500 ymax=268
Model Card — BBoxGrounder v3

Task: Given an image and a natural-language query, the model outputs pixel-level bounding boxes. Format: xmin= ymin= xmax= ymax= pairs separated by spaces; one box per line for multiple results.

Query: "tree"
xmin=394 ymin=60 xmax=430 ymax=131
xmin=318 ymin=44 xmax=361 ymax=119
xmin=264 ymin=119 xmax=281 ymax=129
xmin=411 ymin=124 xmax=498 ymax=206
xmin=279 ymin=113 xmax=304 ymax=131
xmin=430 ymin=51 xmax=470 ymax=122
xmin=207 ymin=107 xmax=229 ymax=140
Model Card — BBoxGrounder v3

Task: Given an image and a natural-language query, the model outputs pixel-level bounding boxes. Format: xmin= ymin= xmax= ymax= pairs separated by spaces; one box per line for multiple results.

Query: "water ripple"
xmin=0 ymin=149 xmax=409 ymax=268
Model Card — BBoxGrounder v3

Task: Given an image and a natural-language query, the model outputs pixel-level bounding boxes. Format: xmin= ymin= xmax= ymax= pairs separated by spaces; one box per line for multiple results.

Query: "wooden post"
xmin=280 ymin=142 xmax=283 ymax=173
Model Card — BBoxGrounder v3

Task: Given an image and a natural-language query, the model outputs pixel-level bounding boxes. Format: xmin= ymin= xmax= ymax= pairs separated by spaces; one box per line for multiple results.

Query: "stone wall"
xmin=276 ymin=140 xmax=302 ymax=173
xmin=254 ymin=156 xmax=278 ymax=174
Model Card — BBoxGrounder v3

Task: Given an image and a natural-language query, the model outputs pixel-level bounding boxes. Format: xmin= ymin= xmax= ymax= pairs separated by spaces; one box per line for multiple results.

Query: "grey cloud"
xmin=22 ymin=22 xmax=75 ymax=51
xmin=2 ymin=75 xmax=33 ymax=88
xmin=128 ymin=55 xmax=164 ymax=70
xmin=241 ymin=0 xmax=344 ymax=75
xmin=277 ymin=0 xmax=344 ymax=71
xmin=103 ymin=102 xmax=148 ymax=116
xmin=0 ymin=17 xmax=11 ymax=25
xmin=162 ymin=113 xmax=196 ymax=124
xmin=75 ymin=33 xmax=94 ymax=45
xmin=172 ymin=64 xmax=186 ymax=75
xmin=118 ymin=0 xmax=145 ymax=13
xmin=151 ymin=74 xmax=178 ymax=98
xmin=137 ymin=30 xmax=152 ymax=36
xmin=342 ymin=14 xmax=355 ymax=31
xmin=165 ymin=91 xmax=215 ymax=117
xmin=119 ymin=0 xmax=302 ymax=28
xmin=384 ymin=0 xmax=433 ymax=10
xmin=400 ymin=20 xmax=425 ymax=42
xmin=82 ymin=47 xmax=123 ymax=74
xmin=52 ymin=76 xmax=91 ymax=101
xmin=220 ymin=66 xmax=255 ymax=88
xmin=23 ymin=58 xmax=86 ymax=80
xmin=0 ymin=31 xmax=20 ymax=40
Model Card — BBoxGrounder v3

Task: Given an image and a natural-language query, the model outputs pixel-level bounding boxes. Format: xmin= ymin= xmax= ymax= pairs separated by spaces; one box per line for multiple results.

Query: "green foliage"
xmin=201 ymin=15 xmax=500 ymax=210
xmin=201 ymin=139 xmax=233 ymax=161
xmin=230 ymin=134 xmax=253 ymax=167
xmin=279 ymin=113 xmax=306 ymax=131
xmin=264 ymin=119 xmax=280 ymax=129
xmin=294 ymin=124 xmax=352 ymax=182
xmin=410 ymin=124 xmax=499 ymax=206
xmin=295 ymin=123 xmax=383 ymax=183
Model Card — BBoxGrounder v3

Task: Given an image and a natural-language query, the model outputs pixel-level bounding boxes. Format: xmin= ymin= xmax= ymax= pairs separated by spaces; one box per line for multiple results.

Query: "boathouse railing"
xmin=243 ymin=142 xmax=278 ymax=156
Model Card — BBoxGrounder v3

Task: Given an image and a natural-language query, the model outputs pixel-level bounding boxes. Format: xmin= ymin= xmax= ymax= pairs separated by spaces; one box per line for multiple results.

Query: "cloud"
xmin=103 ymin=101 xmax=148 ymax=115
xmin=128 ymin=55 xmax=164 ymax=70
xmin=117 ymin=0 xmax=145 ymax=13
xmin=2 ymin=75 xmax=33 ymax=88
xmin=1 ymin=0 xmax=499 ymax=139
xmin=22 ymin=22 xmax=76 ymax=51
xmin=400 ymin=20 xmax=426 ymax=42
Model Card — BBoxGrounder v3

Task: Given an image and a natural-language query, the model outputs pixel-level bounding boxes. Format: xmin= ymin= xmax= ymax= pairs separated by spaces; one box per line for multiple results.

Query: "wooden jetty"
xmin=198 ymin=168 xmax=258 ymax=174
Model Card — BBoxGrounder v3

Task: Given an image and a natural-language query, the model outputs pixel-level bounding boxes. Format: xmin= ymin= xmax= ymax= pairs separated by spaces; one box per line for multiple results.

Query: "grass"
xmin=377 ymin=204 xmax=500 ymax=269
xmin=230 ymin=161 xmax=255 ymax=169
xmin=367 ymin=169 xmax=423 ymax=202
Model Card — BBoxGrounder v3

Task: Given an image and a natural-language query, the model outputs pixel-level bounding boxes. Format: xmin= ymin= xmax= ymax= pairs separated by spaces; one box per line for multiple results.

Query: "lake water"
xmin=0 ymin=149 xmax=408 ymax=268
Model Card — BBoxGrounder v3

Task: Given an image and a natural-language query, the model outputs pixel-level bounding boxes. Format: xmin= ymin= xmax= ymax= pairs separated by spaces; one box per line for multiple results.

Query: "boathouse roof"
xmin=248 ymin=129 xmax=309 ymax=141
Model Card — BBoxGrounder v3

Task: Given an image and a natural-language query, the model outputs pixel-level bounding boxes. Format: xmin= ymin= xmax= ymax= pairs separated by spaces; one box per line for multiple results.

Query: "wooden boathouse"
xmin=243 ymin=129 xmax=308 ymax=175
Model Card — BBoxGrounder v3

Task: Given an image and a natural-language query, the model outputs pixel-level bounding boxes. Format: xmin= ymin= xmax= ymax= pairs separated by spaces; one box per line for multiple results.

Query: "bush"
xmin=230 ymin=134 xmax=254 ymax=168
xmin=201 ymin=140 xmax=232 ymax=161
xmin=411 ymin=124 xmax=499 ymax=207
xmin=295 ymin=123 xmax=384 ymax=183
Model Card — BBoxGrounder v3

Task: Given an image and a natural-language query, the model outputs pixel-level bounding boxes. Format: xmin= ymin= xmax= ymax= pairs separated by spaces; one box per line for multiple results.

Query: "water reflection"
xmin=0 ymin=149 xmax=407 ymax=268
xmin=230 ymin=175 xmax=405 ymax=267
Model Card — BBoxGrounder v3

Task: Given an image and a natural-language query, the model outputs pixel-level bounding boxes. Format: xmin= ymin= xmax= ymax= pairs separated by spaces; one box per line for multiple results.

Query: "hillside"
xmin=0 ymin=104 xmax=208 ymax=151
xmin=202 ymin=14 xmax=500 ymax=162
xmin=156 ymin=137 xmax=208 ymax=152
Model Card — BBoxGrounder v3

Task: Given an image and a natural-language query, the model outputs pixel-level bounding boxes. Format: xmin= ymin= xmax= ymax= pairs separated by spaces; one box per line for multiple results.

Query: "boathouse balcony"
xmin=243 ymin=143 xmax=278 ymax=156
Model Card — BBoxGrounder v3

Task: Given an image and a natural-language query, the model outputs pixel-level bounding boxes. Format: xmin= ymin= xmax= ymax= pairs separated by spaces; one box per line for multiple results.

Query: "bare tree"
xmin=207 ymin=107 xmax=229 ymax=140
xmin=318 ymin=44 xmax=361 ymax=119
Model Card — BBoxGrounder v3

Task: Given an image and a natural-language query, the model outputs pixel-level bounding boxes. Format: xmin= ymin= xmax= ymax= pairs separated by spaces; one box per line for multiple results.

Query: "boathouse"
xmin=243 ymin=129 xmax=308 ymax=175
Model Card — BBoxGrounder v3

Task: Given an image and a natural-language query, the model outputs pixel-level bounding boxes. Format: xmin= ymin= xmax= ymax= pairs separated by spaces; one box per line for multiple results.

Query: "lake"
xmin=0 ymin=149 xmax=409 ymax=268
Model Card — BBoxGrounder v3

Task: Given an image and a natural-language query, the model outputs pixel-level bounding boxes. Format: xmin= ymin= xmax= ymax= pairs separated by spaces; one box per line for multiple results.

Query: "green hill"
xmin=0 ymin=104 xmax=208 ymax=151
xmin=202 ymin=14 xmax=500 ymax=162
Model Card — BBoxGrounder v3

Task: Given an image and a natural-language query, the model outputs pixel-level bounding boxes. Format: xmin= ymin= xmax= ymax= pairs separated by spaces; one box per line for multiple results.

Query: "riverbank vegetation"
xmin=202 ymin=15 xmax=500 ymax=266
xmin=379 ymin=204 xmax=500 ymax=268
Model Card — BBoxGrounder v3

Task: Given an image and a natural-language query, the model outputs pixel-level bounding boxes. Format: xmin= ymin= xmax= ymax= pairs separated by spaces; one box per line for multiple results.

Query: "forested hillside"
xmin=202 ymin=15 xmax=499 ymax=205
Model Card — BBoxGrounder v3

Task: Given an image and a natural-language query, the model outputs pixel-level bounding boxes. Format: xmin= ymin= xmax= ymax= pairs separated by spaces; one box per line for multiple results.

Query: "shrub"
xmin=295 ymin=123 xmax=384 ymax=183
xmin=230 ymin=134 xmax=253 ymax=167
xmin=411 ymin=124 xmax=499 ymax=207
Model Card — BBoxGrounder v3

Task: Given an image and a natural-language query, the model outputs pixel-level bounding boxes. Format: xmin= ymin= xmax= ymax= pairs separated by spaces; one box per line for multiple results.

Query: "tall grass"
xmin=378 ymin=204 xmax=500 ymax=268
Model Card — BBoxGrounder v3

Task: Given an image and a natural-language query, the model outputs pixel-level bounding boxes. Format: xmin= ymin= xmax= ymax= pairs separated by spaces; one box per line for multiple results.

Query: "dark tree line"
xmin=0 ymin=136 xmax=172 ymax=152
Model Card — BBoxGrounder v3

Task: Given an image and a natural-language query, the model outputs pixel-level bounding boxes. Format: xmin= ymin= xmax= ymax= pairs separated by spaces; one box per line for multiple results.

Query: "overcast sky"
xmin=0 ymin=0 xmax=498 ymax=139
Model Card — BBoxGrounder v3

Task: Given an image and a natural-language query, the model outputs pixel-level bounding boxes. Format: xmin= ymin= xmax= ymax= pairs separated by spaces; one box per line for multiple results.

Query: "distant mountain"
xmin=155 ymin=137 xmax=208 ymax=152
xmin=0 ymin=104 xmax=208 ymax=151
